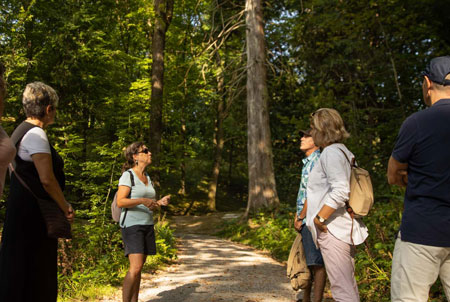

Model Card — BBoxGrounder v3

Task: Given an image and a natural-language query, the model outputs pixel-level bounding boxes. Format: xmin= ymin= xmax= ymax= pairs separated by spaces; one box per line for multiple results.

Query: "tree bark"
xmin=178 ymin=82 xmax=187 ymax=196
xmin=149 ymin=0 xmax=174 ymax=191
xmin=207 ymin=55 xmax=226 ymax=211
xmin=245 ymin=0 xmax=279 ymax=214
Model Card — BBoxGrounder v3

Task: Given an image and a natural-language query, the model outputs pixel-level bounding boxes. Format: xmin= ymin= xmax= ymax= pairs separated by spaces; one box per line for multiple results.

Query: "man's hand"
xmin=294 ymin=218 xmax=303 ymax=232
xmin=387 ymin=156 xmax=408 ymax=187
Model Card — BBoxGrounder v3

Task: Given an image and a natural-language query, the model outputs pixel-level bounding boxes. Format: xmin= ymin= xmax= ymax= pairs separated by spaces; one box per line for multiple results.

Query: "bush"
xmin=217 ymin=204 xmax=297 ymax=261
xmin=57 ymin=216 xmax=177 ymax=301
xmin=218 ymin=199 xmax=447 ymax=301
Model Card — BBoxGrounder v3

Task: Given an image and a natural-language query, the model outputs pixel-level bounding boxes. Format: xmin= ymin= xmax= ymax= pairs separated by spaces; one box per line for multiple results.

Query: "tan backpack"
xmin=287 ymin=233 xmax=311 ymax=291
xmin=339 ymin=149 xmax=374 ymax=218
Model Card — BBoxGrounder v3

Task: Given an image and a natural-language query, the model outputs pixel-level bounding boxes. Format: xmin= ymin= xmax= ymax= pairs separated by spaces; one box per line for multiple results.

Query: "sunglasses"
xmin=138 ymin=148 xmax=150 ymax=154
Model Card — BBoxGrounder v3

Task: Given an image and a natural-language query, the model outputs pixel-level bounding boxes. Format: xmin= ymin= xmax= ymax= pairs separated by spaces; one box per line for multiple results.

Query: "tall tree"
xmin=149 ymin=0 xmax=174 ymax=190
xmin=245 ymin=0 xmax=279 ymax=214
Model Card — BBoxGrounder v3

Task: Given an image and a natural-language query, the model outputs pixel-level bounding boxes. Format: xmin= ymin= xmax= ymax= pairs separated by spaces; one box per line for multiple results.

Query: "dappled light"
xmin=139 ymin=234 xmax=293 ymax=301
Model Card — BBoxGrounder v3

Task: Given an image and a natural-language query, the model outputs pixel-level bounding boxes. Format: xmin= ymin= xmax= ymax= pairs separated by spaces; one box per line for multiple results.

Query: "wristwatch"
xmin=316 ymin=215 xmax=327 ymax=223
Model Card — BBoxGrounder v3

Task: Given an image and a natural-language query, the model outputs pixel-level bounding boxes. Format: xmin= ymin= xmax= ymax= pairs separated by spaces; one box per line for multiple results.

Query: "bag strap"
xmin=338 ymin=148 xmax=356 ymax=246
xmin=8 ymin=163 xmax=40 ymax=200
xmin=338 ymin=148 xmax=356 ymax=167
xmin=120 ymin=170 xmax=135 ymax=227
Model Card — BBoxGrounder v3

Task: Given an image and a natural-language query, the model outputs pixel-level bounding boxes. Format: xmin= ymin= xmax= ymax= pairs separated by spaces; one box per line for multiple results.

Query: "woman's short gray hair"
xmin=22 ymin=82 xmax=59 ymax=118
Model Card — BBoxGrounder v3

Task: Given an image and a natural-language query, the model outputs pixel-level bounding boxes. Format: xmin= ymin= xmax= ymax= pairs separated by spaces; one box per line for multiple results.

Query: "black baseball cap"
xmin=299 ymin=129 xmax=312 ymax=136
xmin=422 ymin=56 xmax=450 ymax=86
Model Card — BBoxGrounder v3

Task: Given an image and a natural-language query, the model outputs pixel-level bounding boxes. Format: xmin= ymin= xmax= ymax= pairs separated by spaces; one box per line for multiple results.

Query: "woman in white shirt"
xmin=0 ymin=82 xmax=74 ymax=301
xmin=306 ymin=108 xmax=368 ymax=302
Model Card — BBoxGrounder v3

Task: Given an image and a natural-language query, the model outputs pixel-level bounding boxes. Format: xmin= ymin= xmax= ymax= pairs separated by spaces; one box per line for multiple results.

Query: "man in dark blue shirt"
xmin=388 ymin=56 xmax=450 ymax=301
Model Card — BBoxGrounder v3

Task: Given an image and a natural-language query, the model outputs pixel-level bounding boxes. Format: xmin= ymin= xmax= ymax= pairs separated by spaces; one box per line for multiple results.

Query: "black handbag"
xmin=9 ymin=163 xmax=72 ymax=239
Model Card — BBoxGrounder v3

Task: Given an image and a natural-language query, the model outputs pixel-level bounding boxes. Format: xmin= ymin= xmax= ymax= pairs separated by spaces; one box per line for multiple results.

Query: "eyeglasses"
xmin=138 ymin=148 xmax=150 ymax=154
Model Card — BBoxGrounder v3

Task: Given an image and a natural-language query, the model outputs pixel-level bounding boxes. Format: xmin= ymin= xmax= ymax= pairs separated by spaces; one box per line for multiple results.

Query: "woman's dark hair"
xmin=122 ymin=141 xmax=146 ymax=172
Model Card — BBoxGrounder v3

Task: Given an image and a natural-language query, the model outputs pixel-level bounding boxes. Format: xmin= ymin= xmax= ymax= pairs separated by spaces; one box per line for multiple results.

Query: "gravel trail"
xmin=137 ymin=233 xmax=294 ymax=302
xmin=103 ymin=213 xmax=298 ymax=302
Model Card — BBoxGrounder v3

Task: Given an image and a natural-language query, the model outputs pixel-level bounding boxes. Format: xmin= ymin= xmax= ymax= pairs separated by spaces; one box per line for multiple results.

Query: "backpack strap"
xmin=338 ymin=148 xmax=356 ymax=167
xmin=338 ymin=148 xmax=356 ymax=246
xmin=120 ymin=170 xmax=135 ymax=227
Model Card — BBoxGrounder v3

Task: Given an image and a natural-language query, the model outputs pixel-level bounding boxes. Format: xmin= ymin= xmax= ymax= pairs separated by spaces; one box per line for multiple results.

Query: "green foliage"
xmin=57 ymin=219 xmax=177 ymax=300
xmin=52 ymin=136 xmax=177 ymax=300
xmin=1 ymin=0 xmax=450 ymax=298
xmin=217 ymin=205 xmax=297 ymax=261
xmin=218 ymin=198 xmax=447 ymax=301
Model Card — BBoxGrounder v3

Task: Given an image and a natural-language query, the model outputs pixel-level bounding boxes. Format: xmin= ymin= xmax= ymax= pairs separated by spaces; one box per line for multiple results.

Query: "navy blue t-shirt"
xmin=392 ymin=98 xmax=450 ymax=247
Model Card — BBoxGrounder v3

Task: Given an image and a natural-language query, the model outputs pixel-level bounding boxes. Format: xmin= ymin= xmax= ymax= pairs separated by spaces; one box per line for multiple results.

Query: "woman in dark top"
xmin=0 ymin=82 xmax=74 ymax=302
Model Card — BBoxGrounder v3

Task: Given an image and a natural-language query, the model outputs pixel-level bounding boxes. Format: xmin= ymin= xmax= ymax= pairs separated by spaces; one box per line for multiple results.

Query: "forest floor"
xmin=100 ymin=212 xmax=315 ymax=302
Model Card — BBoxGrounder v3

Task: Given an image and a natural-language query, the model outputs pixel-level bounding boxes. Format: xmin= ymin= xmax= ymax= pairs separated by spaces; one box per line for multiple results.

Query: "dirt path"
xmin=104 ymin=212 xmax=298 ymax=302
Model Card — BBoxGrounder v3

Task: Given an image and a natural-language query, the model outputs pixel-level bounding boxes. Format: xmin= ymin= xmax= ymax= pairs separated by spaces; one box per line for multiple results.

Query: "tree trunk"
xmin=245 ymin=0 xmax=279 ymax=214
xmin=149 ymin=0 xmax=174 ymax=191
xmin=178 ymin=84 xmax=187 ymax=196
xmin=207 ymin=56 xmax=226 ymax=211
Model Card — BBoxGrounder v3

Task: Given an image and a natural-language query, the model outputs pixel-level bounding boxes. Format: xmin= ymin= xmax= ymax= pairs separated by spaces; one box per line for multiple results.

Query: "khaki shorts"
xmin=391 ymin=234 xmax=450 ymax=301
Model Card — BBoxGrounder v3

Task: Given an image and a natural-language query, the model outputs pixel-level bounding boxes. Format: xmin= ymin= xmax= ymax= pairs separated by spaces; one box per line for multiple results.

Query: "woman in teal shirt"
xmin=117 ymin=141 xmax=170 ymax=302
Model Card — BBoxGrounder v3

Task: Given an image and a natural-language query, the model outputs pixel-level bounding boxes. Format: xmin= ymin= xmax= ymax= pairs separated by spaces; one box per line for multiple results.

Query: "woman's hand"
xmin=314 ymin=216 xmax=328 ymax=233
xmin=142 ymin=198 xmax=159 ymax=210
xmin=157 ymin=195 xmax=171 ymax=206
xmin=65 ymin=203 xmax=75 ymax=224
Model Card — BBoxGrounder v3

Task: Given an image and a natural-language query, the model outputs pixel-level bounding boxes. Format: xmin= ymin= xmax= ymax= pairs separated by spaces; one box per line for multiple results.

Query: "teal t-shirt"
xmin=118 ymin=169 xmax=156 ymax=228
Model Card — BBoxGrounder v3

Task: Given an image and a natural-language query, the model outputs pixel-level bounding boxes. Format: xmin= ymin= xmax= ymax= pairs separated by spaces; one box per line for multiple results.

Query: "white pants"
xmin=391 ymin=237 xmax=450 ymax=301
xmin=317 ymin=231 xmax=360 ymax=302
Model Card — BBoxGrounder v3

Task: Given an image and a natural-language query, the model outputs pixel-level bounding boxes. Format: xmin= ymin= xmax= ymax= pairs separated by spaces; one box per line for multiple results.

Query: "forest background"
xmin=0 ymin=0 xmax=449 ymax=300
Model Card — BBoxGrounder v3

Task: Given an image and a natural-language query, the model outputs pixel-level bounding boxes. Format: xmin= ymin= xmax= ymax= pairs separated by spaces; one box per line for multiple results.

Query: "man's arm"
xmin=387 ymin=156 xmax=408 ymax=186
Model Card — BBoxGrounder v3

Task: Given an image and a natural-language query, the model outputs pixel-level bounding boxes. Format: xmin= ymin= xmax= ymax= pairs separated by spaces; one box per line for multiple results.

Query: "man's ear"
xmin=424 ymin=76 xmax=432 ymax=90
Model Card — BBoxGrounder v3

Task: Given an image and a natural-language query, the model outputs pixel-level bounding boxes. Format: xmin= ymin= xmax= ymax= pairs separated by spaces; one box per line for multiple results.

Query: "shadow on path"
xmin=138 ymin=225 xmax=295 ymax=302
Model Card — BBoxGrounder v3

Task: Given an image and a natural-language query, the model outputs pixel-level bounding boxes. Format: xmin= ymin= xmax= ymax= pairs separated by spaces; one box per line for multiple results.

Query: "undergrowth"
xmin=57 ymin=214 xmax=177 ymax=301
xmin=217 ymin=201 xmax=447 ymax=302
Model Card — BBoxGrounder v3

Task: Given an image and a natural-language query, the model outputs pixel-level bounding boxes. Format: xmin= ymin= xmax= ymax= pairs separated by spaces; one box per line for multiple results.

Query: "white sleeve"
xmin=321 ymin=148 xmax=351 ymax=209
xmin=17 ymin=127 xmax=51 ymax=162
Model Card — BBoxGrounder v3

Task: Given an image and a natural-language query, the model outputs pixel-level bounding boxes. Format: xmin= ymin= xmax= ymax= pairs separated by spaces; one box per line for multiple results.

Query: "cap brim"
xmin=299 ymin=129 xmax=311 ymax=136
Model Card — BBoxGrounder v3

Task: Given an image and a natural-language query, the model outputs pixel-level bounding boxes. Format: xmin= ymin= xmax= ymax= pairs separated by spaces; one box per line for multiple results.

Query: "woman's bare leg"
xmin=123 ymin=253 xmax=147 ymax=302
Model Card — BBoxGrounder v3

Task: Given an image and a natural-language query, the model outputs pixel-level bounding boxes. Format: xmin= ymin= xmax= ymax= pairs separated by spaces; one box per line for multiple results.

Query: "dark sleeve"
xmin=392 ymin=115 xmax=418 ymax=163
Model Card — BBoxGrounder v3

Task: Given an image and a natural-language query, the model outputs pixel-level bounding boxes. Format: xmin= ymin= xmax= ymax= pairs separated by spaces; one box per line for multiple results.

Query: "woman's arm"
xmin=32 ymin=153 xmax=74 ymax=223
xmin=322 ymin=148 xmax=351 ymax=209
xmin=116 ymin=185 xmax=157 ymax=209
xmin=314 ymin=148 xmax=351 ymax=231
